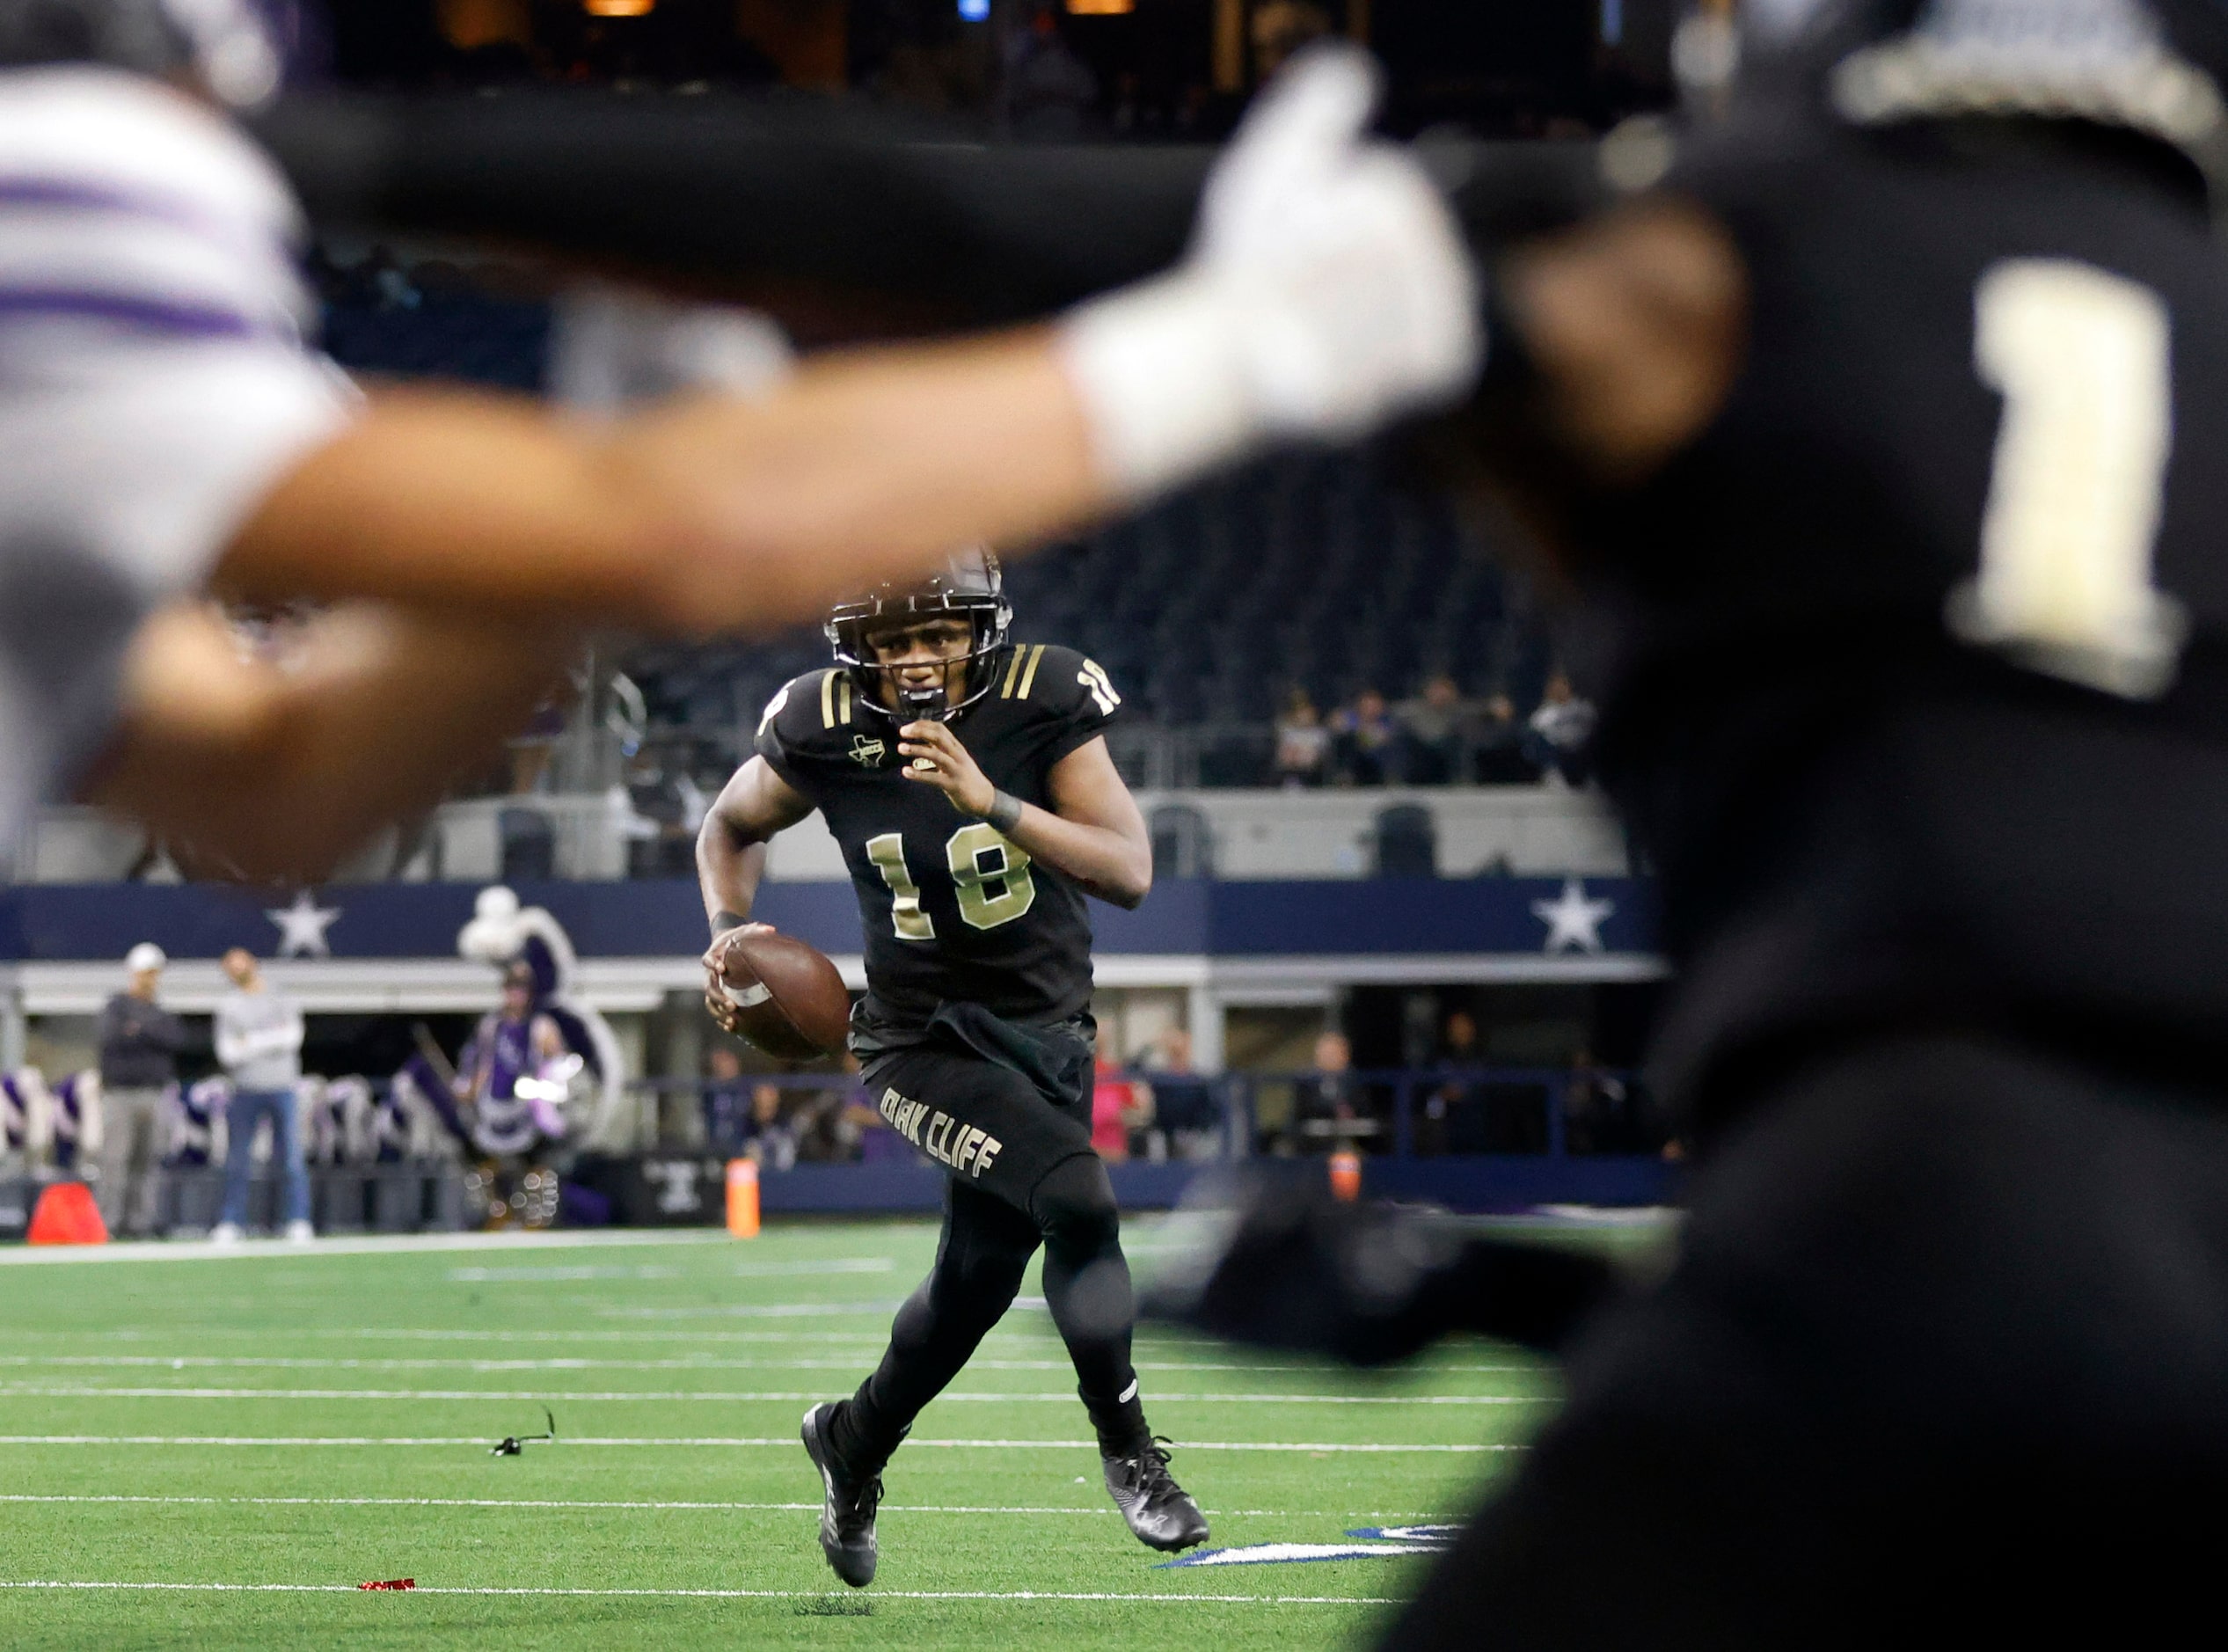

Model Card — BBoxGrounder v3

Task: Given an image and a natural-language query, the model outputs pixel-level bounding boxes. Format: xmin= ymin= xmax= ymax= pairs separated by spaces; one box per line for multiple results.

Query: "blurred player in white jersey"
xmin=0 ymin=2 xmax=1481 ymax=881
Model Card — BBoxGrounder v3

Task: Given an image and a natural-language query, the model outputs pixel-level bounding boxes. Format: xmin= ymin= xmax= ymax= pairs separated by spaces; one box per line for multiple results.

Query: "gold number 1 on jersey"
xmin=866 ymin=832 xmax=936 ymax=940
xmin=1950 ymin=258 xmax=2186 ymax=698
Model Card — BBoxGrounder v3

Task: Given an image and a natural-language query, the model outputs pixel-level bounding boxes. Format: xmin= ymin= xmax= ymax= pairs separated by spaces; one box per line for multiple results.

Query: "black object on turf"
xmin=1102 ymin=1438 xmax=1210 ymax=1553
xmin=756 ymin=650 xmax=1116 ymax=1029
xmin=489 ymin=1408 xmax=556 ymax=1456
xmin=800 ymin=1402 xmax=880 ymax=1590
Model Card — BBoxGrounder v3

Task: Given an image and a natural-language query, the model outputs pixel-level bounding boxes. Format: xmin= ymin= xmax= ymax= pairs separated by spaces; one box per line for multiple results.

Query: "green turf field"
xmin=0 ymin=1217 xmax=1586 ymax=1652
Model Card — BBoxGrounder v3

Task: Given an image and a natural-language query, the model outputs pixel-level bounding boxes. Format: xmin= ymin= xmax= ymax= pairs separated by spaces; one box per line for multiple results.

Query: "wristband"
xmin=711 ymin=911 xmax=748 ymax=937
xmin=1057 ymin=272 xmax=1259 ymax=505
xmin=985 ymin=791 xmax=1025 ymax=834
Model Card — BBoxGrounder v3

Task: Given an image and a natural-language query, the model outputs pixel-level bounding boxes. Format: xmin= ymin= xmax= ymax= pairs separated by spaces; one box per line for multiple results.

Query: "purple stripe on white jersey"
xmin=0 ymin=173 xmax=293 ymax=263
xmin=0 ymin=288 xmax=264 ymax=339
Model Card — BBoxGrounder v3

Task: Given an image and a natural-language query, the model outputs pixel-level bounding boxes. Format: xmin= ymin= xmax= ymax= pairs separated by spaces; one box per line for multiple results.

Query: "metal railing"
xmin=626 ymin=1064 xmax=1667 ymax=1163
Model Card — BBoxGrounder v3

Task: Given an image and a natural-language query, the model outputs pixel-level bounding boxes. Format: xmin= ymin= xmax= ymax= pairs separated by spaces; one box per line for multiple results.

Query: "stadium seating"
xmin=1373 ymin=803 xmax=1440 ymax=878
xmin=1148 ymin=802 xmax=1215 ymax=880
xmin=498 ymin=806 xmax=558 ymax=882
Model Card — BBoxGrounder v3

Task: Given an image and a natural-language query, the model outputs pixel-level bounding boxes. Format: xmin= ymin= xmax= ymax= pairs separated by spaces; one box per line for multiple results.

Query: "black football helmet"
xmin=825 ymin=547 xmax=1014 ymax=722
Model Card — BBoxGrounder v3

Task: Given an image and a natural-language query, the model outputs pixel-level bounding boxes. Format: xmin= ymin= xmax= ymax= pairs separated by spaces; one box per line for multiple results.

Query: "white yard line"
xmin=0 ymin=1327 xmax=1321 ymax=1349
xmin=0 ymin=1580 xmax=1399 ymax=1604
xmin=593 ymin=1304 xmax=907 ymax=1319
xmin=0 ymin=1494 xmax=1443 ymax=1519
xmin=0 ymin=1355 xmax=1539 ymax=1376
xmin=447 ymin=1261 xmax=895 ymax=1283
xmin=0 ymin=1385 xmax=1546 ymax=1405
xmin=0 ymin=1434 xmax=1517 ymax=1452
xmin=15 ymin=1329 xmax=909 ymax=1343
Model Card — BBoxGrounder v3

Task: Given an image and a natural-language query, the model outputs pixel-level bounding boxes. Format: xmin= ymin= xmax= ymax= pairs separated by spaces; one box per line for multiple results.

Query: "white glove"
xmin=1058 ymin=45 xmax=1483 ymax=502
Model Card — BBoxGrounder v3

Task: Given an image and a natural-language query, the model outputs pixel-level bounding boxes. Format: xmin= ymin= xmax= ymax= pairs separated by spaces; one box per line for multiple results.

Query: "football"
xmin=715 ymin=929 xmax=852 ymax=1060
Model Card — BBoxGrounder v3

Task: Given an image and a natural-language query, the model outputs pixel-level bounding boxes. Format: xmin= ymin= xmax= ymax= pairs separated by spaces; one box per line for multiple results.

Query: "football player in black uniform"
xmin=1158 ymin=0 xmax=2228 ymax=1641
xmin=696 ymin=549 xmax=1209 ymax=1588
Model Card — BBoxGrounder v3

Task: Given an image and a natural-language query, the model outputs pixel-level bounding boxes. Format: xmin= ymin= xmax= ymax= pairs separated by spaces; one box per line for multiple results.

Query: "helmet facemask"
xmin=825 ymin=550 xmax=1013 ymax=724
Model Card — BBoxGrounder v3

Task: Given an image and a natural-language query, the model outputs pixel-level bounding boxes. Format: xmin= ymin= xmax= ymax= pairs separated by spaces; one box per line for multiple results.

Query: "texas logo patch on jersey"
xmin=850 ymin=734 xmax=886 ymax=766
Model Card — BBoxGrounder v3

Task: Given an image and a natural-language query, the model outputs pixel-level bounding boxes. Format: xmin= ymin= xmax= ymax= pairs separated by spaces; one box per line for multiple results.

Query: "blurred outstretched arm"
xmin=82 ymin=603 xmax=574 ymax=885
xmin=215 ymin=335 xmax=1099 ymax=638
xmin=221 ymin=48 xmax=1483 ymax=640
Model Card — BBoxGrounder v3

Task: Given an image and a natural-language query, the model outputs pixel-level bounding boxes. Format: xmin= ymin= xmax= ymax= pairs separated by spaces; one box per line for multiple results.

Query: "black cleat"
xmin=1102 ymin=1437 xmax=1210 ymax=1553
xmin=801 ymin=1402 xmax=882 ymax=1588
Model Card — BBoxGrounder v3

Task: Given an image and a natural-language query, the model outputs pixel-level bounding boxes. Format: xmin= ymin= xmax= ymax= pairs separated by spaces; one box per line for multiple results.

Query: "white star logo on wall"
xmin=1531 ymin=878 xmax=1615 ymax=954
xmin=266 ymin=890 xmax=343 ymax=959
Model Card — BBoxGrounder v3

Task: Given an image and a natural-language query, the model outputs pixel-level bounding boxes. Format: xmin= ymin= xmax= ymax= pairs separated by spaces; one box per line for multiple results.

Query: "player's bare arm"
xmin=895 ymin=721 xmax=1151 ymax=910
xmin=695 ymin=755 xmax=817 ymax=1034
xmin=217 ymin=334 xmax=1099 ymax=640
xmin=78 ymin=602 xmax=575 ymax=884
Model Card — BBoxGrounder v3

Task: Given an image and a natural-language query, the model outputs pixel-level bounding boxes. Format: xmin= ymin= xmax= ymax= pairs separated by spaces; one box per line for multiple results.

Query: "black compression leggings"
xmin=838 ymin=1155 xmax=1143 ymax=1468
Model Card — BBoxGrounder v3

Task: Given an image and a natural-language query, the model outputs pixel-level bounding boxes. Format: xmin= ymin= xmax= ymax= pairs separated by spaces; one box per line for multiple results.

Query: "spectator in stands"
xmin=1472 ymin=692 xmax=1541 ymax=784
xmin=210 ymin=947 xmax=310 ymax=1244
xmin=1146 ymin=1027 xmax=1222 ymax=1159
xmin=1289 ymin=1029 xmax=1367 ymax=1152
xmin=1092 ymin=1036 xmax=1148 ymax=1163
xmin=1524 ymin=670 xmax=1598 ymax=787
xmin=1423 ymin=1008 xmax=1484 ymax=1157
xmin=1396 ymin=673 xmax=1475 ymax=786
xmin=702 ymin=1044 xmax=751 ymax=1150
xmin=741 ymin=1082 xmax=801 ymax=1173
xmin=95 ymin=941 xmax=185 ymax=1238
xmin=1274 ymin=689 xmax=1332 ymax=788
xmin=617 ymin=746 xmax=711 ymax=878
xmin=1000 ymin=4 xmax=1098 ymax=140
xmin=798 ymin=1056 xmax=884 ymax=1163
xmin=1331 ymin=689 xmax=1399 ymax=786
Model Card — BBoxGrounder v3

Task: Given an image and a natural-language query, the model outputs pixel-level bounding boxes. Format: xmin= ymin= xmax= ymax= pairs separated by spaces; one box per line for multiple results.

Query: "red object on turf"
xmin=358 ymin=1579 xmax=415 ymax=1590
xmin=716 ymin=929 xmax=851 ymax=1058
xmin=26 ymin=1181 xmax=106 ymax=1246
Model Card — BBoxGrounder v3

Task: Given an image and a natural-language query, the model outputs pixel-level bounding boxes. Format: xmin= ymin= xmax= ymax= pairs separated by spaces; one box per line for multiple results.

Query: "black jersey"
xmin=1545 ymin=107 xmax=2228 ymax=1123
xmin=756 ymin=644 xmax=1123 ymax=1030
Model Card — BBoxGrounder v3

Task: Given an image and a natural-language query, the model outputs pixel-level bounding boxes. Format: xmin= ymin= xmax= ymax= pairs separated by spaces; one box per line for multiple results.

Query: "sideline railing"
xmin=625 ymin=1064 xmax=1669 ymax=1165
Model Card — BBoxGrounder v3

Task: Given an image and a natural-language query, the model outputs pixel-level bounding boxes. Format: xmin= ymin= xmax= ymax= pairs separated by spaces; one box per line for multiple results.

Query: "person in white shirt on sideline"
xmin=93 ymin=940 xmax=185 ymax=1236
xmin=209 ymin=946 xmax=309 ymax=1242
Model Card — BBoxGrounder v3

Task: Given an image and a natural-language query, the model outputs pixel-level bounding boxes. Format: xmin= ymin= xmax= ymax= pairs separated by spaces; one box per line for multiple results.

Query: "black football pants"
xmin=1388 ymin=1033 xmax=2228 ymax=1648
xmin=836 ymin=1020 xmax=1145 ymax=1469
